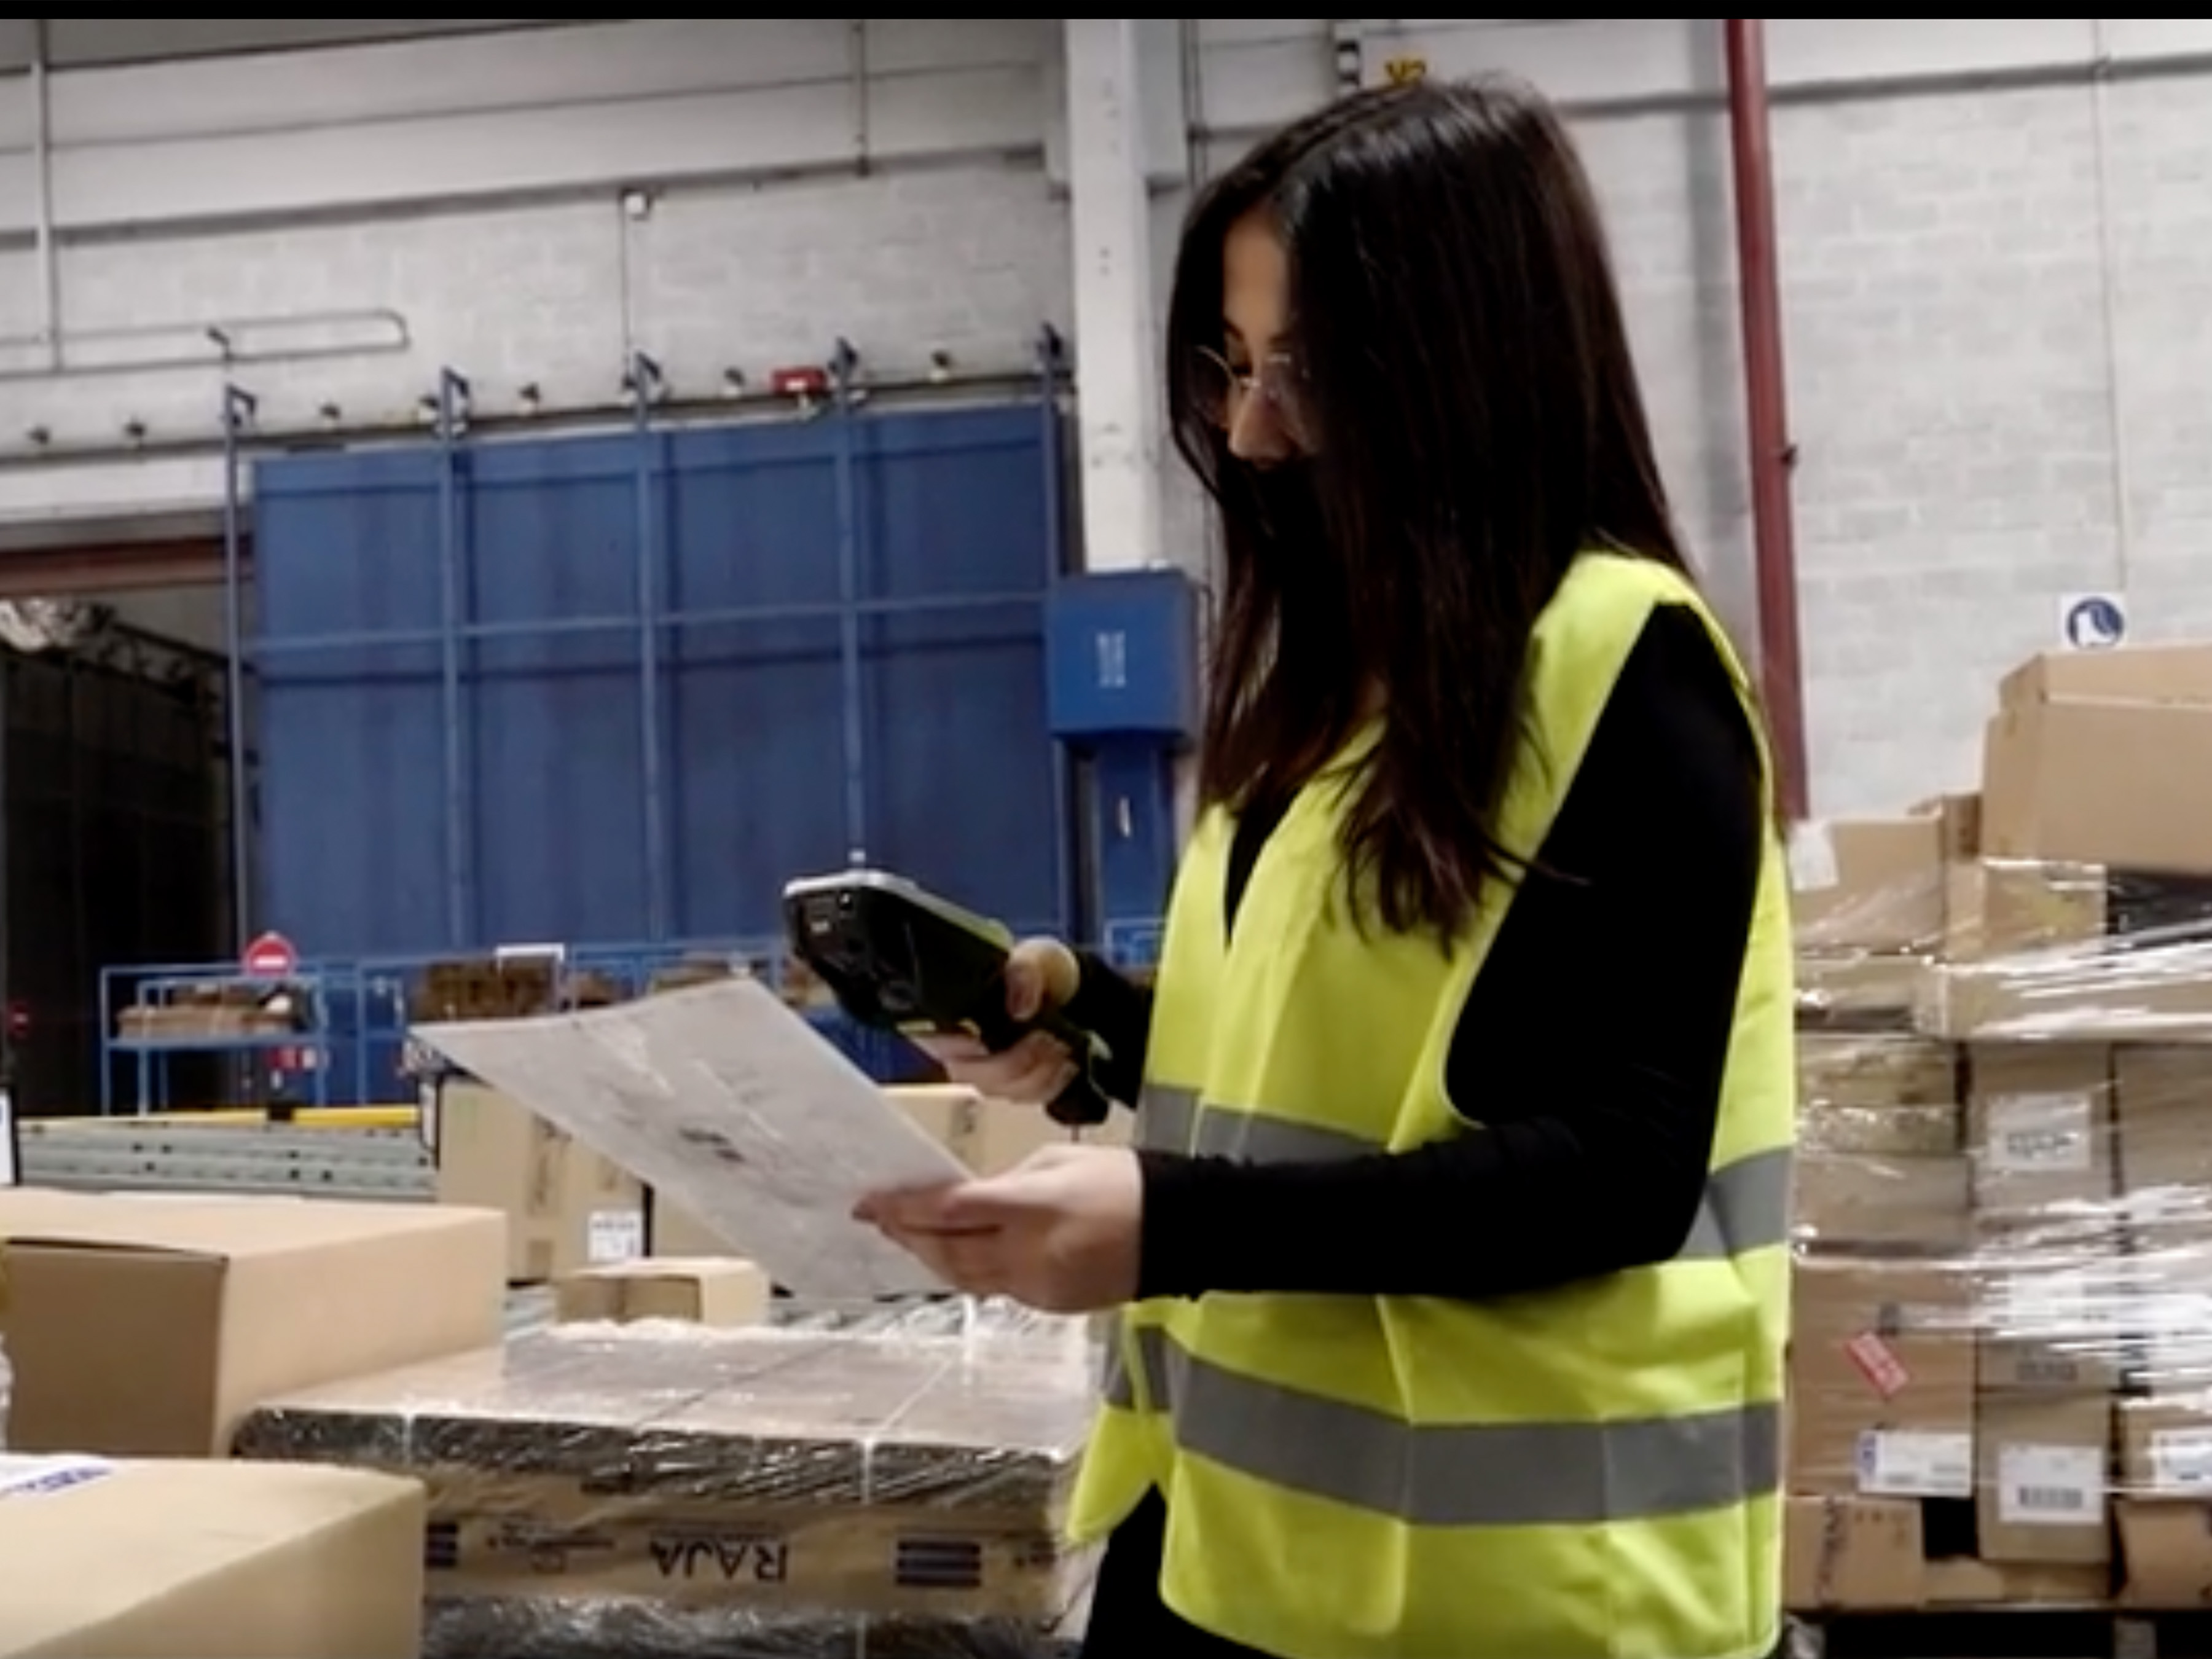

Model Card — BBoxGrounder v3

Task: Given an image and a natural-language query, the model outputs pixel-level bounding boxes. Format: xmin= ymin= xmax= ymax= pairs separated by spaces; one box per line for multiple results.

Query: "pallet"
xmin=1787 ymin=1608 xmax=2212 ymax=1659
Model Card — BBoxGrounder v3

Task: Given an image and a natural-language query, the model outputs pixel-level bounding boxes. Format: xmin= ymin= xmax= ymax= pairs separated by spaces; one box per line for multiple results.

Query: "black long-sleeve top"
xmin=1059 ymin=602 xmax=1766 ymax=1302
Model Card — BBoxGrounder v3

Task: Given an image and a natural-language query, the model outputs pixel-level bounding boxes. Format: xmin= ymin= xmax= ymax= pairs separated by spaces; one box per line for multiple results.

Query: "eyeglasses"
xmin=1193 ymin=347 xmax=1311 ymax=444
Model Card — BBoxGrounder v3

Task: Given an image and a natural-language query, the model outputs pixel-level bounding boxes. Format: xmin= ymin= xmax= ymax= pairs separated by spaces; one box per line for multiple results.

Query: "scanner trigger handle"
xmin=1032 ymin=1009 xmax=1113 ymax=1129
xmin=969 ymin=1001 xmax=1113 ymax=1130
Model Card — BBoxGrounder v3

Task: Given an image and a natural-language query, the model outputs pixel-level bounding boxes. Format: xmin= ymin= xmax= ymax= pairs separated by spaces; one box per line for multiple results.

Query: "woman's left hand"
xmin=855 ymin=1145 xmax=1143 ymax=1314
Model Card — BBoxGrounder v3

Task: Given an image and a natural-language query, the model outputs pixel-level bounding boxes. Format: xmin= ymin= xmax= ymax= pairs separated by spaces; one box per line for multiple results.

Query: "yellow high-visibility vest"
xmin=1068 ymin=551 xmax=1795 ymax=1659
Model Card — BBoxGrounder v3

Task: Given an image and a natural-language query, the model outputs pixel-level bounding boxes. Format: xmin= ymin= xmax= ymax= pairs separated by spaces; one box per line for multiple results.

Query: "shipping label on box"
xmin=1975 ymin=1391 xmax=2112 ymax=1567
xmin=1967 ymin=1046 xmax=2115 ymax=1223
xmin=2139 ymin=1422 xmax=2212 ymax=1497
xmin=1994 ymin=1443 xmax=2104 ymax=1529
xmin=1854 ymin=1428 xmax=1973 ymax=1500
xmin=2119 ymin=1395 xmax=2212 ymax=1498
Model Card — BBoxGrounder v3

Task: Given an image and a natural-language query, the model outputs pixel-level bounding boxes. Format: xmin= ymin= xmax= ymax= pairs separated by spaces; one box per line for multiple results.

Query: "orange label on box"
xmin=1845 ymin=1330 xmax=1910 ymax=1399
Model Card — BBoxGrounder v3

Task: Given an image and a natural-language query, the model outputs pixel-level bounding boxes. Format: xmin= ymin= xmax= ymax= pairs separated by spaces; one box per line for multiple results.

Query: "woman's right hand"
xmin=910 ymin=937 xmax=1083 ymax=1107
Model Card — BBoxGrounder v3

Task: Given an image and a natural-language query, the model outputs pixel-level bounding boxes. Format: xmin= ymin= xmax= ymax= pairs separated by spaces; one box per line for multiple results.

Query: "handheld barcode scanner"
xmin=780 ymin=869 xmax=1113 ymax=1128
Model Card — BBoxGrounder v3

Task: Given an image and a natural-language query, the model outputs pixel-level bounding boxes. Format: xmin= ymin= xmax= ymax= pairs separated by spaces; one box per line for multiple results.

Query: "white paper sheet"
xmin=412 ymin=979 xmax=967 ymax=1299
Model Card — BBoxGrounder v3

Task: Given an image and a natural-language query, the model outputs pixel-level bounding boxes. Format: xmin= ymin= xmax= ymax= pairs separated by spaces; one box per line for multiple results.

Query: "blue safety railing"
xmin=1100 ymin=919 xmax=1166 ymax=973
xmin=98 ymin=920 xmax=1112 ymax=1116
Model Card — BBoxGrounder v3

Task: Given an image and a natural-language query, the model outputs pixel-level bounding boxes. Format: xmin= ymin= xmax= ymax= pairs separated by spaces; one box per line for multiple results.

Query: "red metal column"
xmin=1724 ymin=18 xmax=1810 ymax=822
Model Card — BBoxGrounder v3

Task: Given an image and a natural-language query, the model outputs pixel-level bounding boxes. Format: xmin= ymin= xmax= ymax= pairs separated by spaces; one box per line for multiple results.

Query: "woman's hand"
xmin=854 ymin=1143 xmax=1142 ymax=1314
xmin=910 ymin=936 xmax=1083 ymax=1105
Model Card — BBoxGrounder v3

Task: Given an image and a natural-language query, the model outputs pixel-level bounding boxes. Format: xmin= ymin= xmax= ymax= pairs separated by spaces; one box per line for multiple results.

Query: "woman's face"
xmin=1216 ymin=211 xmax=1308 ymax=466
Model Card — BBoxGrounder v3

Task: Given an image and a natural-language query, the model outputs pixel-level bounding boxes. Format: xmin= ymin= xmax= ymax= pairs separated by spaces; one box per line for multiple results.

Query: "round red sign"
xmin=242 ymin=931 xmax=299 ymax=978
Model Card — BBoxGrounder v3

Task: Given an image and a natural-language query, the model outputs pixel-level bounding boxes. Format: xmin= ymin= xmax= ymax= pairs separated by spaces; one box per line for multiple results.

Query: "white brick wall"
xmin=6 ymin=19 xmax=2212 ymax=814
xmin=1592 ymin=69 xmax=2212 ymax=814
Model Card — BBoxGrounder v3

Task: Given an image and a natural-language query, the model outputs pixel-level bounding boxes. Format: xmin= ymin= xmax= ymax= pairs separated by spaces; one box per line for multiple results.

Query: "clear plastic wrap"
xmin=1787 ymin=798 xmax=2212 ymax=1614
xmin=232 ymin=1298 xmax=1099 ymax=1659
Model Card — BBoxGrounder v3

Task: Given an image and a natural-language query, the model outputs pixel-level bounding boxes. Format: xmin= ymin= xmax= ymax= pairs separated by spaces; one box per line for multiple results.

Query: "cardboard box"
xmin=1795 ymin=1033 xmax=1960 ymax=1161
xmin=0 ymin=1456 xmax=425 ymax=1658
xmin=1975 ymin=1253 xmax=2122 ymax=1395
xmin=1783 ymin=1494 xmax=1923 ymax=1611
xmin=646 ymin=1191 xmax=733 ymax=1257
xmin=1923 ymin=947 xmax=2212 ymax=1043
xmin=901 ymin=1083 xmax=1132 ymax=1177
xmin=1789 ymin=1257 xmax=1975 ymax=1499
xmin=1797 ymin=1033 xmax=1958 ymax=1113
xmin=1984 ymin=644 xmax=2212 ymax=877
xmin=890 ymin=1083 xmax=984 ymax=1151
xmin=434 ymin=1081 xmax=646 ymax=1284
xmin=1974 ymin=1390 xmax=2112 ymax=1566
xmin=235 ymin=1323 xmax=1098 ymax=1633
xmin=2119 ymin=1498 xmax=2212 ymax=1607
xmin=1794 ymin=1154 xmax=1971 ymax=1252
xmin=1943 ymin=860 xmax=2108 ymax=962
xmin=1999 ymin=642 xmax=2212 ymax=710
xmin=554 ymin=1257 xmax=772 ymax=1328
xmin=1797 ymin=1103 xmax=1962 ymax=1162
xmin=1965 ymin=1045 xmax=2115 ymax=1223
xmin=1915 ymin=791 xmax=1982 ymax=863
xmin=1791 ymin=816 xmax=1946 ymax=954
xmin=2116 ymin=1046 xmax=2212 ymax=1202
xmin=0 ymin=1191 xmax=506 ymax=1457
xmin=1789 ymin=1481 xmax=2115 ymax=1610
xmin=1923 ymin=1555 xmax=2109 ymax=1606
xmin=1799 ymin=954 xmax=1929 ymax=1028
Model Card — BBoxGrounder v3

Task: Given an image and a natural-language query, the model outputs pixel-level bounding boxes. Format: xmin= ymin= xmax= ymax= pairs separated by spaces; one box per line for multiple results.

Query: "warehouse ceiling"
xmin=0 ymin=19 xmax=587 ymax=72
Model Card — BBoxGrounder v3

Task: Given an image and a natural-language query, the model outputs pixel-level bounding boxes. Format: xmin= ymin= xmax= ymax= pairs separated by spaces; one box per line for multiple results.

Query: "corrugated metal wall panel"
xmin=249 ymin=400 xmax=1065 ymax=961
xmin=858 ymin=410 xmax=1059 ymax=933
xmin=465 ymin=434 xmax=649 ymax=946
xmin=253 ymin=447 xmax=447 ymax=957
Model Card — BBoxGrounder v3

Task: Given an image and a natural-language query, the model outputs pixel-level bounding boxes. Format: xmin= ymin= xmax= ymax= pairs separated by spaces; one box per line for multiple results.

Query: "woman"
xmin=856 ymin=76 xmax=1793 ymax=1659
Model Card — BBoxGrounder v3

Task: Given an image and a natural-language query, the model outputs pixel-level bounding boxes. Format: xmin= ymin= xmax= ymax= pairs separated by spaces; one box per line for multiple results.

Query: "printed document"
xmin=413 ymin=979 xmax=967 ymax=1298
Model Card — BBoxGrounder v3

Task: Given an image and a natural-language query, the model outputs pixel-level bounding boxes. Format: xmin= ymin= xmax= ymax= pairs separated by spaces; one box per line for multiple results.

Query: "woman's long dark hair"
xmin=1170 ymin=76 xmax=1698 ymax=941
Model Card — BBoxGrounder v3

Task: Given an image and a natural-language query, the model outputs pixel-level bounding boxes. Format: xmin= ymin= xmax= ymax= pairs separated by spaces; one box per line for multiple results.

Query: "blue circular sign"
xmin=2063 ymin=595 xmax=2126 ymax=651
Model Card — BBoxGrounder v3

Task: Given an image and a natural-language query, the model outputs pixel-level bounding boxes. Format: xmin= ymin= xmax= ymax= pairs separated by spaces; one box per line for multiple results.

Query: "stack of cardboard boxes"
xmin=1789 ymin=643 xmax=2212 ymax=1614
xmin=0 ymin=1188 xmax=512 ymax=1656
xmin=0 ymin=1178 xmax=1102 ymax=1657
xmin=232 ymin=1309 xmax=1098 ymax=1657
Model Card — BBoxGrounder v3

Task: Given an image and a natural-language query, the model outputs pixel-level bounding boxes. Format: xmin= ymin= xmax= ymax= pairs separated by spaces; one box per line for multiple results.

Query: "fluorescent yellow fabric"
xmin=1069 ymin=552 xmax=1794 ymax=1659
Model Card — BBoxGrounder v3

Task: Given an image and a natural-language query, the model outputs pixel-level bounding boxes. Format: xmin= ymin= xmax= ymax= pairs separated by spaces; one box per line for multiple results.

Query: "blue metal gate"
xmin=247 ymin=359 xmax=1073 ymax=962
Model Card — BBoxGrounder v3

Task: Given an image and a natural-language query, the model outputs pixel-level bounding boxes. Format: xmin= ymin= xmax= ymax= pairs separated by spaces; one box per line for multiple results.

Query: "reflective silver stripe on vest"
xmin=1101 ymin=1319 xmax=1171 ymax=1411
xmin=1123 ymin=1324 xmax=1779 ymax=1528
xmin=1135 ymin=1084 xmax=1792 ymax=1257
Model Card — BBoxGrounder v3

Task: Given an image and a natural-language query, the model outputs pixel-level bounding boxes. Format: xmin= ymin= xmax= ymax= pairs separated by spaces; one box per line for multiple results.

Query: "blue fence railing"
xmin=97 ymin=918 xmax=1157 ymax=1118
xmin=97 ymin=936 xmax=934 ymax=1115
